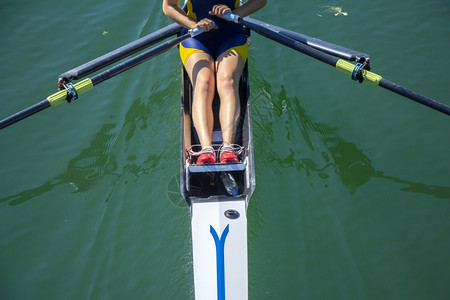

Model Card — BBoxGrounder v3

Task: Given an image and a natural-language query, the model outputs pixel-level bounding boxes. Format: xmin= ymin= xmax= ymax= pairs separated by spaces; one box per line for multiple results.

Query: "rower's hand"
xmin=209 ymin=4 xmax=232 ymax=19
xmin=195 ymin=18 xmax=218 ymax=32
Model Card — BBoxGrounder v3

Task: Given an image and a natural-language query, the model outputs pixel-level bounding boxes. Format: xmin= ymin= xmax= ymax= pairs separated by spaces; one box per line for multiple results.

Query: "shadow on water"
xmin=0 ymin=86 xmax=175 ymax=206
xmin=252 ymin=72 xmax=450 ymax=199
xmin=0 ymin=122 xmax=119 ymax=206
xmin=4 ymin=67 xmax=448 ymax=206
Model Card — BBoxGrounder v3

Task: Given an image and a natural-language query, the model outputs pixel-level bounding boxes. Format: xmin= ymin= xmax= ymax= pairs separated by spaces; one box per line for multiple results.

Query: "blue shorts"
xmin=180 ymin=29 xmax=248 ymax=65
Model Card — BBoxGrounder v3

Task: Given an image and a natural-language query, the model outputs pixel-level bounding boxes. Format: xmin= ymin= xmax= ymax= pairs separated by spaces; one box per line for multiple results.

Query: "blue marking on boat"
xmin=210 ymin=224 xmax=230 ymax=300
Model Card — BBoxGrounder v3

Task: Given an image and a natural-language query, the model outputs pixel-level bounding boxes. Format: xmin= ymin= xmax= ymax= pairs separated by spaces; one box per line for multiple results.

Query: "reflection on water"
xmin=0 ymin=122 xmax=119 ymax=206
xmin=0 ymin=85 xmax=177 ymax=206
xmin=3 ymin=65 xmax=449 ymax=207
xmin=251 ymin=70 xmax=450 ymax=199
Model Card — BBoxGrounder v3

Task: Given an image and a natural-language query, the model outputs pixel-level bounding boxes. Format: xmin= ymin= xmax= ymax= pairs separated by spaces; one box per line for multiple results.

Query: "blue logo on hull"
xmin=210 ymin=224 xmax=229 ymax=300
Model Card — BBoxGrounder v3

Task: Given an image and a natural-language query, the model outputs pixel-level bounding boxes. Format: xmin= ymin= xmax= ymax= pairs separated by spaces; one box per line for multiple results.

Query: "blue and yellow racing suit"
xmin=180 ymin=0 xmax=248 ymax=65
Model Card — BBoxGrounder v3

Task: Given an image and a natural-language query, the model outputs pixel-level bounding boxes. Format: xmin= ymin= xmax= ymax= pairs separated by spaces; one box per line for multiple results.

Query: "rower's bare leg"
xmin=216 ymin=50 xmax=245 ymax=145
xmin=185 ymin=52 xmax=216 ymax=148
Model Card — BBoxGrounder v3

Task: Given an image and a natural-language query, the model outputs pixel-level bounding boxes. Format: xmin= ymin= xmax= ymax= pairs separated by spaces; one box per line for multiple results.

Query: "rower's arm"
xmin=162 ymin=0 xmax=197 ymax=29
xmin=233 ymin=0 xmax=266 ymax=18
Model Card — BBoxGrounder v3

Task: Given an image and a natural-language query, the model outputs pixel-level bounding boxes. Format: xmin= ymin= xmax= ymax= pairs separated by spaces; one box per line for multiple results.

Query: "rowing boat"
xmin=180 ymin=29 xmax=255 ymax=299
xmin=0 ymin=8 xmax=448 ymax=300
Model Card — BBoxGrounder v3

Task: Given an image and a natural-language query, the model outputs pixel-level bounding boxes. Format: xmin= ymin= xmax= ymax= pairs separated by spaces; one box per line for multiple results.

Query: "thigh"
xmin=185 ymin=52 xmax=215 ymax=88
xmin=215 ymin=49 xmax=245 ymax=81
xmin=180 ymin=37 xmax=216 ymax=86
xmin=179 ymin=37 xmax=211 ymax=67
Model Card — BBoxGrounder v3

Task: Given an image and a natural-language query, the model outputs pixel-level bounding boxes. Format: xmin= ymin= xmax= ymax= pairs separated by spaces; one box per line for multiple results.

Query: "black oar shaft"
xmin=0 ymin=26 xmax=191 ymax=130
xmin=227 ymin=14 xmax=449 ymax=116
xmin=91 ymin=33 xmax=189 ymax=85
xmin=245 ymin=17 xmax=370 ymax=63
xmin=59 ymin=23 xmax=182 ymax=82
xmin=379 ymin=79 xmax=450 ymax=115
xmin=0 ymin=100 xmax=50 ymax=130
xmin=240 ymin=17 xmax=338 ymax=67
xmin=0 ymin=79 xmax=93 ymax=130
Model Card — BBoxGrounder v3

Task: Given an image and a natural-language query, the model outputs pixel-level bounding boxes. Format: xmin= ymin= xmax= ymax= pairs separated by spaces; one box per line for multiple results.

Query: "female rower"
xmin=162 ymin=0 xmax=266 ymax=164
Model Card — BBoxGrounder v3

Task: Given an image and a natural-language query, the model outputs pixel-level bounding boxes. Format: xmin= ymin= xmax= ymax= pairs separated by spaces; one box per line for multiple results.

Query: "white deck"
xmin=191 ymin=197 xmax=248 ymax=300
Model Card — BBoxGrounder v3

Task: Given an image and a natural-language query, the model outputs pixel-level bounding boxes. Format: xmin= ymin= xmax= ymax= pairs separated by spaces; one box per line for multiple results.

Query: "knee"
xmin=194 ymin=75 xmax=214 ymax=95
xmin=217 ymin=73 xmax=237 ymax=93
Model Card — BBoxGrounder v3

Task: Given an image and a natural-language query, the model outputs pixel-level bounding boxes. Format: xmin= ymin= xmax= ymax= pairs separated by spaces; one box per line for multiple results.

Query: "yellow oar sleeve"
xmin=47 ymin=78 xmax=94 ymax=106
xmin=336 ymin=59 xmax=382 ymax=86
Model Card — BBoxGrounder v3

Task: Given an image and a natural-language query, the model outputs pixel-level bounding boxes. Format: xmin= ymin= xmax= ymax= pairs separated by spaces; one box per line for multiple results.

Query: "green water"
xmin=1 ymin=1 xmax=449 ymax=299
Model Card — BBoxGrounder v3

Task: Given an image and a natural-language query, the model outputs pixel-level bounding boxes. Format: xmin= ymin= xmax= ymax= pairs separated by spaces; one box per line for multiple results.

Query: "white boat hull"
xmin=191 ymin=197 xmax=248 ymax=300
xmin=180 ymin=34 xmax=254 ymax=299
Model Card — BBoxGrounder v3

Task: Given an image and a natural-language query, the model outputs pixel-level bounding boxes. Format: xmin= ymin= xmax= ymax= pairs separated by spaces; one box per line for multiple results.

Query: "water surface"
xmin=1 ymin=0 xmax=449 ymax=299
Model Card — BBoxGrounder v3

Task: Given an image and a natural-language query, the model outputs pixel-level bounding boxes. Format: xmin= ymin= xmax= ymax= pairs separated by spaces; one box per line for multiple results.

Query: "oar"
xmin=224 ymin=13 xmax=450 ymax=116
xmin=58 ymin=23 xmax=182 ymax=84
xmin=244 ymin=17 xmax=370 ymax=64
xmin=0 ymin=26 xmax=203 ymax=130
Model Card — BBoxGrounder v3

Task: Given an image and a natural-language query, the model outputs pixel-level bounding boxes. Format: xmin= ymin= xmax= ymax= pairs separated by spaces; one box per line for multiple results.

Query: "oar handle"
xmin=189 ymin=27 xmax=204 ymax=37
xmin=188 ymin=21 xmax=216 ymax=37
xmin=223 ymin=12 xmax=240 ymax=23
